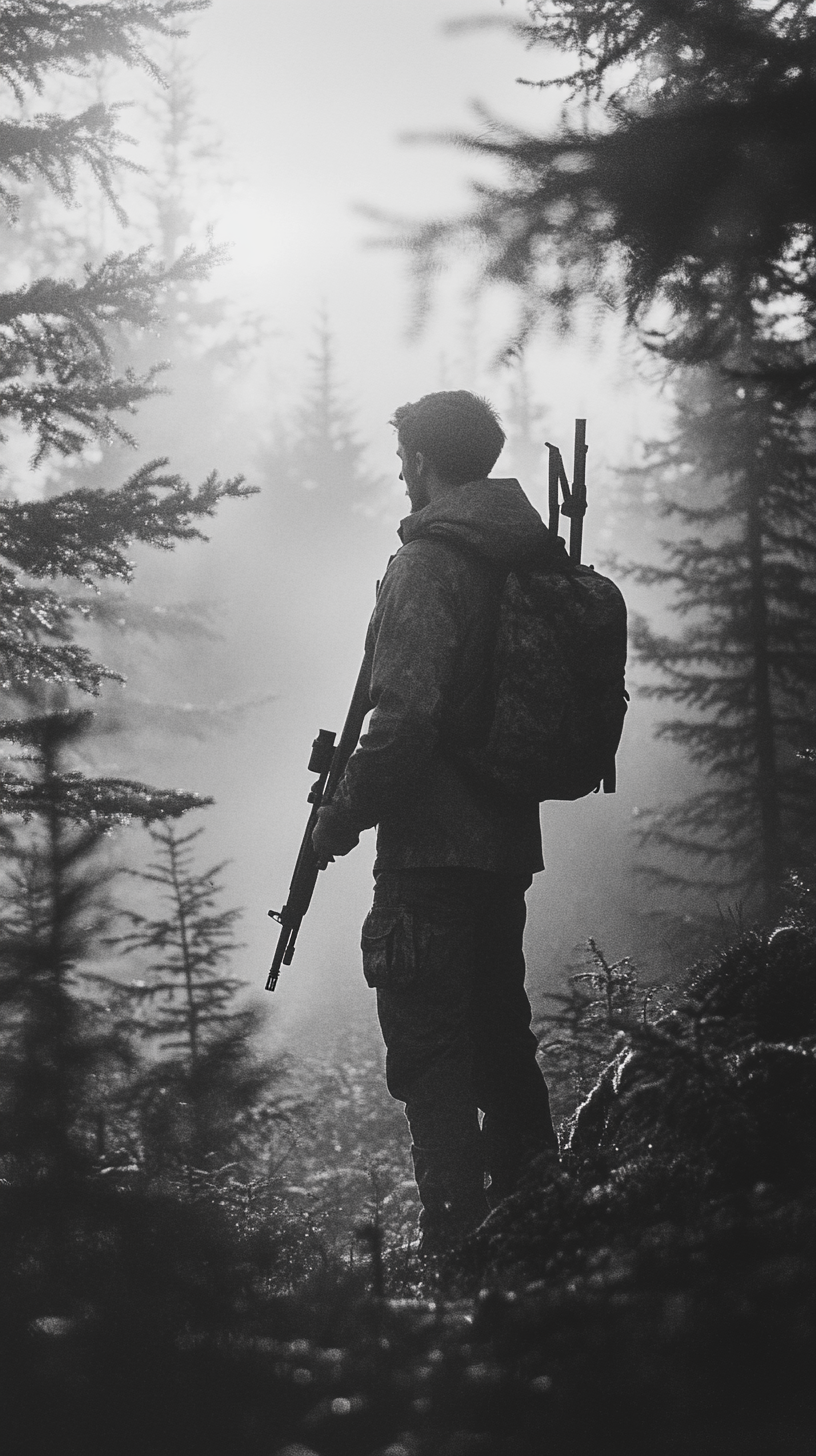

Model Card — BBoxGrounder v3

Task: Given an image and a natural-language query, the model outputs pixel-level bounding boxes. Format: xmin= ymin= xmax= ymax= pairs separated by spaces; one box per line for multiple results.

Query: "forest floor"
xmin=4 ymin=917 xmax=815 ymax=1455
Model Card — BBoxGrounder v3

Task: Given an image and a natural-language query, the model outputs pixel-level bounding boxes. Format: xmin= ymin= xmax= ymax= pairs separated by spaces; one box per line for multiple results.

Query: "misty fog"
xmin=4 ymin=0 xmax=696 ymax=1055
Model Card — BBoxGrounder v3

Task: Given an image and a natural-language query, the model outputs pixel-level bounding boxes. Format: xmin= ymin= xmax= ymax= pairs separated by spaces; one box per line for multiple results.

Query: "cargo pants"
xmin=361 ymin=868 xmax=558 ymax=1248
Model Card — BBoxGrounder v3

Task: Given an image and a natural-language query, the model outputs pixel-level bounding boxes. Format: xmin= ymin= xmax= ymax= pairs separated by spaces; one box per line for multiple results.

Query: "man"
xmin=312 ymin=390 xmax=558 ymax=1252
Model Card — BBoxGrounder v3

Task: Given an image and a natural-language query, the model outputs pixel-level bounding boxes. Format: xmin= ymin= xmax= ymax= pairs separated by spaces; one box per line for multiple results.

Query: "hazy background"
xmin=17 ymin=1 xmax=681 ymax=1050
xmin=125 ymin=0 xmax=675 ymax=1050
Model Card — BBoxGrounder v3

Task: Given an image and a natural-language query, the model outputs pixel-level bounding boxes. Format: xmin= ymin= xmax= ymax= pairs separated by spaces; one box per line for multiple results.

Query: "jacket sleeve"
xmin=323 ymin=547 xmax=462 ymax=834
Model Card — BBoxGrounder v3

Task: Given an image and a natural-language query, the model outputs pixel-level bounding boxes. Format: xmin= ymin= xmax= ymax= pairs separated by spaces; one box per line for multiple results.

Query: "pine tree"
xmin=0 ymin=3 xmax=220 ymax=461
xmin=537 ymin=939 xmax=645 ymax=1126
xmin=624 ymin=366 xmax=816 ymax=924
xmin=0 ymin=707 xmax=203 ymax=1186
xmin=0 ymin=457 xmax=249 ymax=774
xmin=0 ymin=0 xmax=261 ymax=1203
xmin=0 ymin=0 xmax=253 ymax=799
xmin=262 ymin=316 xmax=387 ymax=536
xmin=400 ymin=0 xmax=816 ymax=387
xmin=61 ymin=37 xmax=270 ymax=753
xmin=116 ymin=822 xmax=275 ymax=1178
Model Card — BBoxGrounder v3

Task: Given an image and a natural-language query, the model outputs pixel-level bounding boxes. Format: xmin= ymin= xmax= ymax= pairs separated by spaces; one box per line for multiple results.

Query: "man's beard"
xmin=405 ymin=471 xmax=430 ymax=512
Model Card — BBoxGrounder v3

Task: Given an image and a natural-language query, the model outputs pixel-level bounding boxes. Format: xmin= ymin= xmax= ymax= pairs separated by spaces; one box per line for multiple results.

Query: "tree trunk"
xmin=745 ymin=471 xmax=783 ymax=918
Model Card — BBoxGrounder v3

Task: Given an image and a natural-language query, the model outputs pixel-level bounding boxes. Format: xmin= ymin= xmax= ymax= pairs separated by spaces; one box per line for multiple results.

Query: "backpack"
xmin=455 ymin=536 xmax=628 ymax=802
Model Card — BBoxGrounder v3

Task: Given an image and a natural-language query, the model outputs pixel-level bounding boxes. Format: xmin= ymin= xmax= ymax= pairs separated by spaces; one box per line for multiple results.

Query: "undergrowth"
xmin=2 ymin=916 xmax=814 ymax=1455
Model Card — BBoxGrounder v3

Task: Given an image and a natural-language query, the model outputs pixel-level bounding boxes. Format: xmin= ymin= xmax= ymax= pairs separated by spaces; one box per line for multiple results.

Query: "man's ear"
xmin=415 ymin=450 xmax=425 ymax=478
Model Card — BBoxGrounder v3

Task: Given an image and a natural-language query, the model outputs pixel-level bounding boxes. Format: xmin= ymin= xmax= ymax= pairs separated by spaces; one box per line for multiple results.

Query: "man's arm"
xmin=312 ymin=547 xmax=462 ymax=859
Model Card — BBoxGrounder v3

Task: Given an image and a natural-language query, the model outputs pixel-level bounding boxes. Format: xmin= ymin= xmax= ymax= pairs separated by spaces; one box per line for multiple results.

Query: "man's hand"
xmin=312 ymin=804 xmax=360 ymax=865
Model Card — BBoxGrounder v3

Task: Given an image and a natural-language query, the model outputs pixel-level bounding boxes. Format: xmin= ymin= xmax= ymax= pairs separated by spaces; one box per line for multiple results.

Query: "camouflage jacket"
xmin=326 ymin=478 xmax=548 ymax=876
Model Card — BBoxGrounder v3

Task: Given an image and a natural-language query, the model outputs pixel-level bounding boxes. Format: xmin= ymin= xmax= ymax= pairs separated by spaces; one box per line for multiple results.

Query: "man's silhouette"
xmin=313 ymin=390 xmax=557 ymax=1251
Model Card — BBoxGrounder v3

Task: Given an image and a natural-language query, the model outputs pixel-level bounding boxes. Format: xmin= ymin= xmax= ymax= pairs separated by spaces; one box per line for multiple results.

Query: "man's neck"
xmin=424 ymin=469 xmax=458 ymax=504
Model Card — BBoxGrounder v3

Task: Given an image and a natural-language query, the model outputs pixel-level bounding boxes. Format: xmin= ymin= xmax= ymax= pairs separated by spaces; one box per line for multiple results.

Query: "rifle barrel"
xmin=266 ymin=795 xmax=324 ymax=990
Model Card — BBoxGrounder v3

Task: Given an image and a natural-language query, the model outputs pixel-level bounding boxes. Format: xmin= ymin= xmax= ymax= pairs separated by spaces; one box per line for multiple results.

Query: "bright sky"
xmin=187 ymin=0 xmax=655 ymax=475
xmin=192 ymin=1 xmax=548 ymax=329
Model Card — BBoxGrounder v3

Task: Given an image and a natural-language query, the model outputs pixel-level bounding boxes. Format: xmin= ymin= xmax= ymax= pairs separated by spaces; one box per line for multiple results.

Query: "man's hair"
xmin=390 ymin=390 xmax=506 ymax=485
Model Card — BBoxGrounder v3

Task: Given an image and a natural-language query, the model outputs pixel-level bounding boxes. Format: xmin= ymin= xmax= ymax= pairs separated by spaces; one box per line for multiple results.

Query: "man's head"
xmin=391 ymin=390 xmax=506 ymax=511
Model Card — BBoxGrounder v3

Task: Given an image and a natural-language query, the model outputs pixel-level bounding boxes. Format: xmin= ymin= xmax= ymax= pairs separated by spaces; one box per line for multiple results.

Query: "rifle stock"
xmin=266 ymin=651 xmax=372 ymax=991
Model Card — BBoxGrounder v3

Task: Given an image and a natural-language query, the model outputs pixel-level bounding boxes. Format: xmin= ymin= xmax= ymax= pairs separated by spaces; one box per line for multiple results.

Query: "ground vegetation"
xmin=3 ymin=907 xmax=813 ymax=1455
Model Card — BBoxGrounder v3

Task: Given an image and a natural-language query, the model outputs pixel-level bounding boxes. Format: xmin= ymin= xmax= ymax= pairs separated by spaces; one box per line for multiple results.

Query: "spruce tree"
xmin=400 ymin=0 xmax=816 ymax=386
xmin=116 ymin=822 xmax=274 ymax=1179
xmin=0 ymin=707 xmax=203 ymax=1186
xmin=0 ymin=2 xmax=219 ymax=459
xmin=537 ymin=939 xmax=646 ymax=1126
xmin=0 ymin=1 xmax=258 ymax=1203
xmin=624 ymin=365 xmax=816 ymax=924
xmin=64 ymin=37 xmax=269 ymax=753
xmin=262 ymin=316 xmax=387 ymax=537
xmin=0 ymin=0 xmax=252 ymax=797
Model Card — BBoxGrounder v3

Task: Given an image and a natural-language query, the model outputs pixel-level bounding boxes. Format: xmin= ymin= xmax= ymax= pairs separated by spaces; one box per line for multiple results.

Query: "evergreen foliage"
xmin=0 ymin=709 xmax=201 ymax=1191
xmin=0 ymin=2 xmax=206 ymax=223
xmin=0 ymin=0 xmax=267 ymax=1334
xmin=115 ymin=822 xmax=277 ymax=1176
xmin=622 ymin=366 xmax=816 ymax=922
xmin=2 ymin=915 xmax=814 ymax=1456
xmin=0 ymin=453 xmax=248 ymax=800
xmin=62 ymin=37 xmax=271 ymax=753
xmin=0 ymin=246 xmax=220 ymax=461
xmin=118 ymin=823 xmax=246 ymax=1060
xmin=0 ymin=0 xmax=253 ymax=801
xmin=261 ymin=316 xmax=387 ymax=534
xmin=538 ymin=937 xmax=649 ymax=1125
xmin=0 ymin=2 xmax=220 ymax=460
xmin=398 ymin=0 xmax=816 ymax=382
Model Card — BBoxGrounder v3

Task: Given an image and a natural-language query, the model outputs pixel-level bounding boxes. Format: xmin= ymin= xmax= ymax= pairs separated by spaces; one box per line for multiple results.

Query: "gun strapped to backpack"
xmin=455 ymin=421 xmax=628 ymax=802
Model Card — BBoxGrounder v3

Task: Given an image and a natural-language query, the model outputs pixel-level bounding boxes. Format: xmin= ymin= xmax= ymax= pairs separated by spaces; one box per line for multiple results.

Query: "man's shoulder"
xmin=385 ymin=535 xmax=487 ymax=586
xmin=373 ymin=539 xmax=497 ymax=646
xmin=381 ymin=537 xmax=467 ymax=593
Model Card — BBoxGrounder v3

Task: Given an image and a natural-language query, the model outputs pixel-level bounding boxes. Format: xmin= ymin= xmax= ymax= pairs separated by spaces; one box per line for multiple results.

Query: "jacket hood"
xmin=398 ymin=477 xmax=551 ymax=570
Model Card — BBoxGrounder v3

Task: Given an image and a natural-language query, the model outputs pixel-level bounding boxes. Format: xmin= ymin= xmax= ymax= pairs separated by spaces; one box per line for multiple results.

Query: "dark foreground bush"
xmin=2 ymin=921 xmax=814 ymax=1455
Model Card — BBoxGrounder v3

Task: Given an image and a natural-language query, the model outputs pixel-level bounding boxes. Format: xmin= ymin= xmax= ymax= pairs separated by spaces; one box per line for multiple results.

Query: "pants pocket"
xmin=361 ymin=906 xmax=417 ymax=990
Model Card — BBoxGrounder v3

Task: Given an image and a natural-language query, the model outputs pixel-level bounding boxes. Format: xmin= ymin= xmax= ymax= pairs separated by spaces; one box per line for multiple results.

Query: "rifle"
xmin=265 ymin=649 xmax=372 ymax=991
xmin=545 ymin=418 xmax=588 ymax=564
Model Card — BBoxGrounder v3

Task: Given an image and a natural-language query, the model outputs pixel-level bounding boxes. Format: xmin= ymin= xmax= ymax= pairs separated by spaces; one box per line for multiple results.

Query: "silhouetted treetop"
xmin=401 ymin=0 xmax=816 ymax=374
